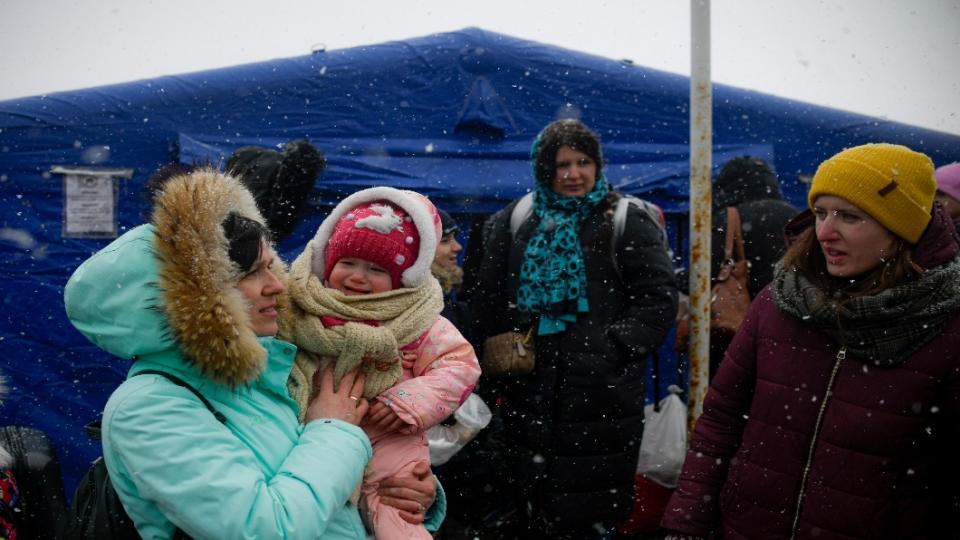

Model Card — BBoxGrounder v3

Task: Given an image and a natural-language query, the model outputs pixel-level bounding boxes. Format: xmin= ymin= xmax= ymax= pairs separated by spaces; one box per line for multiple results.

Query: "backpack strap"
xmin=135 ymin=370 xmax=228 ymax=424
xmin=610 ymin=194 xmax=671 ymax=279
xmin=83 ymin=370 xmax=227 ymax=442
xmin=510 ymin=191 xmax=670 ymax=280
xmin=613 ymin=195 xmax=632 ymax=241
xmin=617 ymin=195 xmax=669 ymax=249
xmin=509 ymin=192 xmax=535 ymax=239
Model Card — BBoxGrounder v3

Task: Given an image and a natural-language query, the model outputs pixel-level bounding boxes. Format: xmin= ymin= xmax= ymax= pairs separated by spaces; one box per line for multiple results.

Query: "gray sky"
xmin=2 ymin=0 xmax=958 ymax=135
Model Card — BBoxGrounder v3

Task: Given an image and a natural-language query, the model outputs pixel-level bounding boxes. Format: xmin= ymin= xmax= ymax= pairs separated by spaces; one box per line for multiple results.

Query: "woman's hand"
xmin=378 ymin=461 xmax=436 ymax=525
xmin=363 ymin=401 xmax=407 ymax=433
xmin=304 ymin=367 xmax=368 ymax=425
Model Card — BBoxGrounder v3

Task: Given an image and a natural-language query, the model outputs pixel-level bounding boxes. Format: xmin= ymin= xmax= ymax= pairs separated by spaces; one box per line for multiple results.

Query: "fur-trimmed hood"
xmin=65 ymin=169 xmax=279 ymax=386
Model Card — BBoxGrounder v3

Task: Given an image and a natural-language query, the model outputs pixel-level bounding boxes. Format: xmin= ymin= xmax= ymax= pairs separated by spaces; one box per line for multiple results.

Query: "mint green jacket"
xmin=66 ymin=221 xmax=375 ymax=539
xmin=64 ymin=172 xmax=442 ymax=539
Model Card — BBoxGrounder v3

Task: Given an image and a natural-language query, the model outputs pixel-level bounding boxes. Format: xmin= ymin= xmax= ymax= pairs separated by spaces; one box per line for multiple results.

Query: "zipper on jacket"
xmin=790 ymin=346 xmax=845 ymax=540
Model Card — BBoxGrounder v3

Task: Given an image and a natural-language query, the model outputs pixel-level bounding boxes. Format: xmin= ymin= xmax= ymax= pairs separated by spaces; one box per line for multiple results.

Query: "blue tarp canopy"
xmin=2 ymin=27 xmax=959 ymax=494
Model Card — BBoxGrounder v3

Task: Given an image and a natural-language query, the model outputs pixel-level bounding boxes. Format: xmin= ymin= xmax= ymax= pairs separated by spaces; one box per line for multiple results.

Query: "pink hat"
xmin=935 ymin=163 xmax=960 ymax=201
xmin=310 ymin=187 xmax=441 ymax=288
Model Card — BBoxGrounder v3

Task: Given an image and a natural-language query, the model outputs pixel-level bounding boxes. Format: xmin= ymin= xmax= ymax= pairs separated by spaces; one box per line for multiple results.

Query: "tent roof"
xmin=4 ymin=27 xmax=958 ymax=216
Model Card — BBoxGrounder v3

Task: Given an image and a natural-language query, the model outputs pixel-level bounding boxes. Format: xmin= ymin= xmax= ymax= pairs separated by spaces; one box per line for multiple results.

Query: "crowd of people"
xmin=0 ymin=118 xmax=957 ymax=539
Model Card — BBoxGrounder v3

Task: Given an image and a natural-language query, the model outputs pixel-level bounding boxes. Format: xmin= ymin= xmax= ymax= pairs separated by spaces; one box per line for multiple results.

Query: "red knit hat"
xmin=323 ymin=201 xmax=419 ymax=288
xmin=310 ymin=187 xmax=441 ymax=288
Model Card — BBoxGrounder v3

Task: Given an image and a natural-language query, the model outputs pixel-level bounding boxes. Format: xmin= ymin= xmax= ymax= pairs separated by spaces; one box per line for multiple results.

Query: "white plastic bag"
xmin=427 ymin=393 xmax=493 ymax=466
xmin=636 ymin=385 xmax=687 ymax=489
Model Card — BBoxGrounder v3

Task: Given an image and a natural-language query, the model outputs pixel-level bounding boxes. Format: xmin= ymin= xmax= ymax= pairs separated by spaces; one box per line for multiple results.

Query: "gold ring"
xmin=349 ymin=395 xmax=359 ymax=401
xmin=418 ymin=503 xmax=425 ymax=514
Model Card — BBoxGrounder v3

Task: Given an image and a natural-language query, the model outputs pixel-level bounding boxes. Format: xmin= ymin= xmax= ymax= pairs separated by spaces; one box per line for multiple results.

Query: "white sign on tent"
xmin=52 ymin=165 xmax=133 ymax=239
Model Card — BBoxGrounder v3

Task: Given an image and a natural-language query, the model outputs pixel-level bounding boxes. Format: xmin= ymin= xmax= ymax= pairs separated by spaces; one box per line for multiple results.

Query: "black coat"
xmin=472 ymin=192 xmax=678 ymax=530
xmin=440 ymin=294 xmax=477 ymax=349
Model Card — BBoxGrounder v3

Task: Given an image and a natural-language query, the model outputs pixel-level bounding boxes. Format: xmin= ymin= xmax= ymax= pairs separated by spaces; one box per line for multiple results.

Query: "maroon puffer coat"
xmin=662 ymin=207 xmax=960 ymax=539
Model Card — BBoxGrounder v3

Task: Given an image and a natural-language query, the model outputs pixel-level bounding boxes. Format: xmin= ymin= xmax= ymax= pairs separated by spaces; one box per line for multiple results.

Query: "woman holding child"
xmin=64 ymin=169 xmax=442 ymax=539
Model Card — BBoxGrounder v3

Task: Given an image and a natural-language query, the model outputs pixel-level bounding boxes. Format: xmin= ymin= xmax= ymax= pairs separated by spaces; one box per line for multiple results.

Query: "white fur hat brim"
xmin=309 ymin=187 xmax=440 ymax=288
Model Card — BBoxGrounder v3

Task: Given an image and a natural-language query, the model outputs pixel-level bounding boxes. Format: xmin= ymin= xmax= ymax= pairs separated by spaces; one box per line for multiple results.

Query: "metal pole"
xmin=687 ymin=0 xmax=712 ymax=434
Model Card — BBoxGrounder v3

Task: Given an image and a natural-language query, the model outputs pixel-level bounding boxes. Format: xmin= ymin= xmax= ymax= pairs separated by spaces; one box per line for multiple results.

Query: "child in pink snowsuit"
xmin=282 ymin=187 xmax=480 ymax=540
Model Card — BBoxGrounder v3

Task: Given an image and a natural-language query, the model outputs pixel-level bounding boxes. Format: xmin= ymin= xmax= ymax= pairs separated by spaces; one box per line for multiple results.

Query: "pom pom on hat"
xmin=225 ymin=139 xmax=326 ymax=241
xmin=935 ymin=162 xmax=960 ymax=202
xmin=807 ymin=143 xmax=936 ymax=244
xmin=309 ymin=187 xmax=441 ymax=288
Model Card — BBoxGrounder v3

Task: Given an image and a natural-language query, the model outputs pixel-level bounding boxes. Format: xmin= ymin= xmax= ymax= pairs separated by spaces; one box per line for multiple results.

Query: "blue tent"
xmin=2 ymin=27 xmax=959 ymax=494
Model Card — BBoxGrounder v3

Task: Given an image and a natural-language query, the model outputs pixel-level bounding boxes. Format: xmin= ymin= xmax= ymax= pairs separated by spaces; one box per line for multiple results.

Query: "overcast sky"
xmin=2 ymin=0 xmax=958 ymax=135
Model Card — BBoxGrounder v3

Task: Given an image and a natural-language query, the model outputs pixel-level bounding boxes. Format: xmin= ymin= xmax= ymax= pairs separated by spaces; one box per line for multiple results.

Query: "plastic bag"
xmin=427 ymin=393 xmax=493 ymax=466
xmin=636 ymin=385 xmax=687 ymax=489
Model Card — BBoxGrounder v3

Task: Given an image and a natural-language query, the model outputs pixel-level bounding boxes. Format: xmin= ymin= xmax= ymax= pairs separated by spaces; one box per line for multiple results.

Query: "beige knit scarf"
xmin=281 ymin=243 xmax=444 ymax=418
xmin=431 ymin=261 xmax=463 ymax=295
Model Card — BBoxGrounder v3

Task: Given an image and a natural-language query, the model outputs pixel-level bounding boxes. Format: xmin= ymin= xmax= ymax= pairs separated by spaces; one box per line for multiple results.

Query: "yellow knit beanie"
xmin=808 ymin=143 xmax=936 ymax=243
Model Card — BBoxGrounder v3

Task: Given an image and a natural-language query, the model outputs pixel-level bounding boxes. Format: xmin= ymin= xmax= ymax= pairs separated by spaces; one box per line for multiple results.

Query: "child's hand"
xmin=363 ymin=401 xmax=407 ymax=433
xmin=400 ymin=351 xmax=417 ymax=370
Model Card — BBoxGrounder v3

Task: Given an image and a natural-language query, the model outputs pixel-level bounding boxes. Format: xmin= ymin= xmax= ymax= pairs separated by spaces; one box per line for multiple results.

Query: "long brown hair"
xmin=781 ymin=226 xmax=923 ymax=300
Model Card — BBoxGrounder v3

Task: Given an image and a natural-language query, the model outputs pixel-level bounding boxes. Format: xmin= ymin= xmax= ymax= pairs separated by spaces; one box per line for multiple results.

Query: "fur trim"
xmin=151 ymin=168 xmax=276 ymax=386
xmin=309 ymin=187 xmax=440 ymax=288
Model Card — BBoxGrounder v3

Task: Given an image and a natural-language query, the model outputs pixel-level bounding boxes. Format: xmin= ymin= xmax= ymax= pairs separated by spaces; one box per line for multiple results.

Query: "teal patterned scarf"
xmin=517 ymin=177 xmax=610 ymax=335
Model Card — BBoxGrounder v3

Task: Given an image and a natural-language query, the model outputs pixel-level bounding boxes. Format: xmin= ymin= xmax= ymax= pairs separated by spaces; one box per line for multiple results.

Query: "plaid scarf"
xmin=772 ymin=255 xmax=960 ymax=366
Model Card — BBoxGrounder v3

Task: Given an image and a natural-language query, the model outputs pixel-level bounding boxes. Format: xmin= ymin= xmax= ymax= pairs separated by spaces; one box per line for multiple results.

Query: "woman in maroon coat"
xmin=662 ymin=143 xmax=960 ymax=540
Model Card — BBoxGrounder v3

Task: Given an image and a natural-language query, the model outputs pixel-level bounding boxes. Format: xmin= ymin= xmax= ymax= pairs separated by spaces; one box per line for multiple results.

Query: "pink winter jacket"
xmin=375 ymin=315 xmax=480 ymax=435
xmin=360 ymin=315 xmax=479 ymax=539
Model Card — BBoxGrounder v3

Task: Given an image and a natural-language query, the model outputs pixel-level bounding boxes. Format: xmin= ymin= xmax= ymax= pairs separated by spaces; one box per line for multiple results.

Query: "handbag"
xmin=674 ymin=206 xmax=751 ymax=352
xmin=711 ymin=206 xmax=751 ymax=337
xmin=480 ymin=326 xmax=535 ymax=376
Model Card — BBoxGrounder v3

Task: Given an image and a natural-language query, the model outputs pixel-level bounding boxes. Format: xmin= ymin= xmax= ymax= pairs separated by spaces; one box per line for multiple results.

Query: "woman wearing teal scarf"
xmin=516 ymin=141 xmax=610 ymax=335
xmin=472 ymin=119 xmax=678 ymax=539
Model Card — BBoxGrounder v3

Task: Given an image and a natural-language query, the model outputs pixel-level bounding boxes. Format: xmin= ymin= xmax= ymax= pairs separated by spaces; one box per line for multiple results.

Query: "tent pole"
xmin=687 ymin=0 xmax=712 ymax=434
